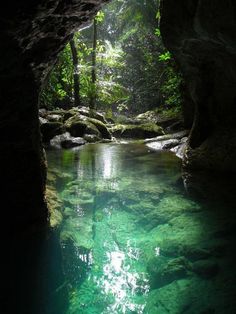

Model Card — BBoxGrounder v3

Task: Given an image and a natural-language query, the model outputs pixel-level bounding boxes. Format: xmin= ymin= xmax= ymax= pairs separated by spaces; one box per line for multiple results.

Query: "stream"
xmin=46 ymin=143 xmax=236 ymax=314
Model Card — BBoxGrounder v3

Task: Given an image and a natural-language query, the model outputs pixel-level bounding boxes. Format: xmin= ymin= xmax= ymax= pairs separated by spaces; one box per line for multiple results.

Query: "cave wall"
xmin=0 ymin=0 xmax=109 ymax=233
xmin=160 ymin=0 xmax=236 ymax=172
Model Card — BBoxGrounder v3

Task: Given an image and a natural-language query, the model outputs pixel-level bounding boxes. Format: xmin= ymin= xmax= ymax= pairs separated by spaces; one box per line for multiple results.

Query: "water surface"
xmin=47 ymin=143 xmax=236 ymax=314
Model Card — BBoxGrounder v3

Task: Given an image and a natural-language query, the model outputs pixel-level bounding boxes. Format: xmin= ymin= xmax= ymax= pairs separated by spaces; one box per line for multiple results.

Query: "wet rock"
xmin=161 ymin=241 xmax=211 ymax=262
xmin=170 ymin=137 xmax=188 ymax=159
xmin=148 ymin=256 xmax=191 ymax=288
xmin=147 ymin=138 xmax=180 ymax=150
xmin=83 ymin=134 xmax=101 ymax=143
xmin=146 ymin=277 xmax=213 ymax=314
xmin=39 ymin=117 xmax=48 ymax=125
xmin=192 ymin=260 xmax=219 ymax=279
xmin=144 ymin=130 xmax=189 ymax=143
xmin=46 ymin=185 xmax=63 ymax=228
xmin=47 ymin=114 xmax=63 ymax=123
xmin=50 ymin=132 xmax=86 ymax=149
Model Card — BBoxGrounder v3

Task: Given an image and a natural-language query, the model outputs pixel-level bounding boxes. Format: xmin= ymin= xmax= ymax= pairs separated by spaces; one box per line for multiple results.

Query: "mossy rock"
xmin=78 ymin=106 xmax=108 ymax=124
xmin=63 ymin=106 xmax=107 ymax=124
xmin=109 ymin=123 xmax=164 ymax=139
xmin=40 ymin=122 xmax=65 ymax=142
xmin=87 ymin=117 xmax=111 ymax=139
xmin=192 ymin=260 xmax=219 ymax=279
xmin=147 ymin=256 xmax=191 ymax=289
xmin=83 ymin=134 xmax=101 ymax=143
xmin=65 ymin=115 xmax=101 ymax=138
xmin=65 ymin=114 xmax=111 ymax=139
xmin=46 ymin=185 xmax=63 ymax=228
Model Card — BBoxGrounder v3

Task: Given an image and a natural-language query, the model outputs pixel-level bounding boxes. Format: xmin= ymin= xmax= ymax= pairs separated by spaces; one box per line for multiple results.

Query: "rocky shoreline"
xmin=40 ymin=107 xmax=189 ymax=158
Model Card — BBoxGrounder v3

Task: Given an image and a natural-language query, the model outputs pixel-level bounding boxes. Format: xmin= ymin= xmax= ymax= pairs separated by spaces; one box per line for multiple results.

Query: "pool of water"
xmin=46 ymin=143 xmax=236 ymax=314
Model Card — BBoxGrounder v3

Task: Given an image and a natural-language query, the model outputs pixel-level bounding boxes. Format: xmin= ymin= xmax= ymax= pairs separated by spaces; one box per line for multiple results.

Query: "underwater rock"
xmin=46 ymin=185 xmax=63 ymax=228
xmin=161 ymin=241 xmax=211 ymax=262
xmin=146 ymin=277 xmax=213 ymax=314
xmin=192 ymin=260 xmax=219 ymax=279
xmin=148 ymin=256 xmax=191 ymax=289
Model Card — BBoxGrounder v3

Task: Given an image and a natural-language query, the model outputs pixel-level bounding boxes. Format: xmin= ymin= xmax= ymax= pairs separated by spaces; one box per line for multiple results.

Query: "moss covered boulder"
xmin=109 ymin=123 xmax=164 ymax=139
xmin=65 ymin=114 xmax=111 ymax=139
xmin=65 ymin=115 xmax=100 ymax=137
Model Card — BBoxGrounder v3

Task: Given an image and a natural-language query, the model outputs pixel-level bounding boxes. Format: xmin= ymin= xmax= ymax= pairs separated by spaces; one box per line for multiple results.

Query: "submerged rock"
xmin=148 ymin=256 xmax=191 ymax=288
xmin=192 ymin=260 xmax=219 ymax=279
xmin=161 ymin=241 xmax=211 ymax=262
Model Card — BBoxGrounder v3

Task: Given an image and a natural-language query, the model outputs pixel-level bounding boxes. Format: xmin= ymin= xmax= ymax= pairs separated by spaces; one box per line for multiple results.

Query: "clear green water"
xmin=47 ymin=143 xmax=236 ymax=314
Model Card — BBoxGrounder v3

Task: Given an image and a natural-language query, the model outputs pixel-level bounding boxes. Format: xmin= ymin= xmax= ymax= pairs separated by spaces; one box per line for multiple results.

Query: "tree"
xmin=69 ymin=35 xmax=81 ymax=107
xmin=90 ymin=18 xmax=97 ymax=109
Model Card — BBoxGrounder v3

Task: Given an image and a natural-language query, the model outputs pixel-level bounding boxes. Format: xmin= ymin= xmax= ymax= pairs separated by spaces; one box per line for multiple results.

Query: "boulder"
xmin=65 ymin=114 xmax=111 ymax=139
xmin=87 ymin=117 xmax=111 ymax=139
xmin=83 ymin=134 xmax=101 ymax=143
xmin=148 ymin=256 xmax=191 ymax=289
xmin=192 ymin=260 xmax=219 ymax=279
xmin=40 ymin=122 xmax=65 ymax=143
xmin=147 ymin=139 xmax=180 ymax=150
xmin=65 ymin=115 xmax=101 ymax=138
xmin=109 ymin=123 xmax=164 ymax=139
xmin=47 ymin=114 xmax=63 ymax=123
xmin=50 ymin=132 xmax=86 ymax=149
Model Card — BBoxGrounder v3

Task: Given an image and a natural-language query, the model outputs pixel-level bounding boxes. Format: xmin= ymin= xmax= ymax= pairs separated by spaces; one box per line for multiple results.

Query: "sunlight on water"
xmin=46 ymin=143 xmax=236 ymax=314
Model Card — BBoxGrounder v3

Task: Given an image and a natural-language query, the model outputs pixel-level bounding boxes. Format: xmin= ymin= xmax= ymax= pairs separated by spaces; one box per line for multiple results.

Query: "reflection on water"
xmin=47 ymin=143 xmax=236 ymax=314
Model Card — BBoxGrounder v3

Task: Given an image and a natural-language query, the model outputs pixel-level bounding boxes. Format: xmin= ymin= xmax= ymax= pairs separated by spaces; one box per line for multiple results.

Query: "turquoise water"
xmin=47 ymin=143 xmax=236 ymax=314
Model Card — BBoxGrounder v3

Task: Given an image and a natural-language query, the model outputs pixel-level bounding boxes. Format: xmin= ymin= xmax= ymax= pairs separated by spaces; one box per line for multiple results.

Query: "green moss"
xmin=46 ymin=185 xmax=63 ymax=228
xmin=110 ymin=123 xmax=164 ymax=139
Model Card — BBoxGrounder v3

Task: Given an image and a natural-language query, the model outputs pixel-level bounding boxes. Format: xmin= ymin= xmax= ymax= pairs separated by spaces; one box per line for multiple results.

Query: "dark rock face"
xmin=160 ymin=0 xmax=236 ymax=172
xmin=0 ymin=1 xmax=109 ymax=312
xmin=0 ymin=0 xmax=109 ymax=232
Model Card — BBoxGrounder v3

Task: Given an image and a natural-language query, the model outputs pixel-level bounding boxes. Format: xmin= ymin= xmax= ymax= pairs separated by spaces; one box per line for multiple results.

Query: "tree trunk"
xmin=69 ymin=36 xmax=80 ymax=107
xmin=90 ymin=18 xmax=97 ymax=109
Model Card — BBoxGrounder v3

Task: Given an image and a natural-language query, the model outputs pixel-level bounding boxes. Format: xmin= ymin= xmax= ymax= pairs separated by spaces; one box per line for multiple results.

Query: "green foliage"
xmin=159 ymin=51 xmax=171 ymax=61
xmin=41 ymin=0 xmax=183 ymax=115
xmin=159 ymin=58 xmax=183 ymax=110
